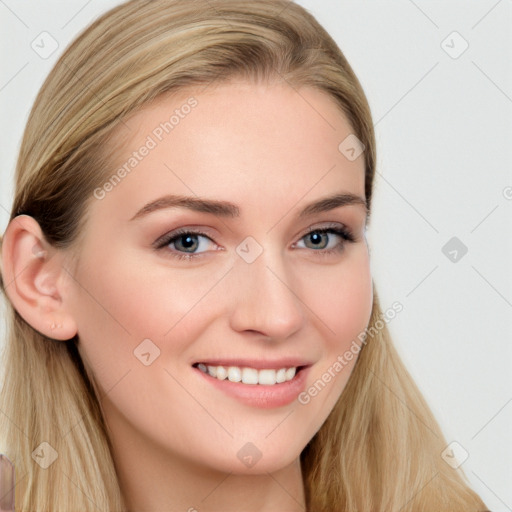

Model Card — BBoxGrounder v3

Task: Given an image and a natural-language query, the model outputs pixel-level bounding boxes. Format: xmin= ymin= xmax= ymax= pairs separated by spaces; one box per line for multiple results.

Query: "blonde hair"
xmin=0 ymin=1 xmax=487 ymax=510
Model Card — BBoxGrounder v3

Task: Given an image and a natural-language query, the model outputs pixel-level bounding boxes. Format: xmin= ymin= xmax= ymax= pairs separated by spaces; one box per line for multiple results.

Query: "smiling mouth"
xmin=192 ymin=362 xmax=308 ymax=386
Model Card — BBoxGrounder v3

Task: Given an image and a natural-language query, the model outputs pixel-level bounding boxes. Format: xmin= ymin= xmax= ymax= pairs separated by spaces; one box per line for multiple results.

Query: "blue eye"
xmin=154 ymin=229 xmax=215 ymax=261
xmin=154 ymin=225 xmax=355 ymax=261
xmin=296 ymin=227 xmax=354 ymax=253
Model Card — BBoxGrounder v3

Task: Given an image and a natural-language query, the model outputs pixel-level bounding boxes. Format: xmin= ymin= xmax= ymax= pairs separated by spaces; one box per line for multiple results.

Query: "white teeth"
xmin=285 ymin=367 xmax=296 ymax=380
xmin=242 ymin=367 xmax=259 ymax=384
xmin=258 ymin=369 xmax=276 ymax=386
xmin=227 ymin=366 xmax=242 ymax=382
xmin=216 ymin=365 xmax=227 ymax=380
xmin=196 ymin=364 xmax=299 ymax=385
xmin=276 ymin=368 xmax=287 ymax=383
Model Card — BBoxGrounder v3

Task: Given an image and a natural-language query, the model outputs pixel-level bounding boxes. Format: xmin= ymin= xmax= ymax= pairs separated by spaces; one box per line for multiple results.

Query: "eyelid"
xmin=298 ymin=220 xmax=350 ymax=236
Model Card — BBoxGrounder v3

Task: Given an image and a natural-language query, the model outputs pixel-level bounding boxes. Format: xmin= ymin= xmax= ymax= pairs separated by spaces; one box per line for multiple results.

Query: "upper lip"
xmin=193 ymin=358 xmax=313 ymax=370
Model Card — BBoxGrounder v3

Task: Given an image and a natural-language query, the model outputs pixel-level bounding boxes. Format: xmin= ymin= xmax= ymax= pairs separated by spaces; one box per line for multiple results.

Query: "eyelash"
xmin=153 ymin=224 xmax=356 ymax=261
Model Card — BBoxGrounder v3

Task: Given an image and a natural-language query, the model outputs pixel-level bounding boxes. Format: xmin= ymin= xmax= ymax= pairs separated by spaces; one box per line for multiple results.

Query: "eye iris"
xmin=306 ymin=231 xmax=327 ymax=249
xmin=176 ymin=234 xmax=198 ymax=252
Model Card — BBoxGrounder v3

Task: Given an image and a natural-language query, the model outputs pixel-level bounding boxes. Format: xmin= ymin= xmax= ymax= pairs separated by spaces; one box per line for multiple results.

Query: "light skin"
xmin=2 ymin=81 xmax=373 ymax=511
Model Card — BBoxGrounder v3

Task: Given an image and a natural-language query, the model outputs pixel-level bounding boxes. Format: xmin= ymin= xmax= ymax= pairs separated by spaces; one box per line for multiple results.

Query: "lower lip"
xmin=193 ymin=365 xmax=311 ymax=409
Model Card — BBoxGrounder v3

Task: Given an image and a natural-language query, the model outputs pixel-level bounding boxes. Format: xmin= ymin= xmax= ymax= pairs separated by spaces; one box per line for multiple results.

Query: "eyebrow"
xmin=129 ymin=191 xmax=368 ymax=221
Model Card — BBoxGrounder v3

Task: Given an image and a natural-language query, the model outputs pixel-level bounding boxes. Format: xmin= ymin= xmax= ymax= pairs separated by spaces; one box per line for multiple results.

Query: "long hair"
xmin=0 ymin=1 xmax=487 ymax=510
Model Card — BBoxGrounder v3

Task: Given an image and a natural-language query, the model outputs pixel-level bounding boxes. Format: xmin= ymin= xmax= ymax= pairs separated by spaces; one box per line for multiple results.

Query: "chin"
xmin=206 ymin=437 xmax=307 ymax=475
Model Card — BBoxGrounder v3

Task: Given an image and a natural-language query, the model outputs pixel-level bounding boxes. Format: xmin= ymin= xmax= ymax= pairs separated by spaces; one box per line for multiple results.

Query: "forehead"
xmin=93 ymin=81 xmax=365 ymax=221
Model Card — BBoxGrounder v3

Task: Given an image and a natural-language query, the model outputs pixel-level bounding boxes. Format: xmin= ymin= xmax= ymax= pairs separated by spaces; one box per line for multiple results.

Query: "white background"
xmin=1 ymin=1 xmax=511 ymax=509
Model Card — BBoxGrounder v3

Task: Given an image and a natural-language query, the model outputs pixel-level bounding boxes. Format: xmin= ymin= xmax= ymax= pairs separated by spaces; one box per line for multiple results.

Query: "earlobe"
xmin=1 ymin=215 xmax=78 ymax=341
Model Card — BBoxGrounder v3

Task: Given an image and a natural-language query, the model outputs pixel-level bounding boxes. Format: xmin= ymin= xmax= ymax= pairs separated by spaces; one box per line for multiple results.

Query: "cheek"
xmin=304 ymin=247 xmax=373 ymax=350
xmin=68 ymin=254 xmax=218 ymax=448
xmin=296 ymin=248 xmax=373 ymax=410
xmin=68 ymin=250 xmax=223 ymax=386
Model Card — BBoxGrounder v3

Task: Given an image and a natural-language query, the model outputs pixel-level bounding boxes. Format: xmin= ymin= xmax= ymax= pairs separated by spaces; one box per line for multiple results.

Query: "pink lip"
xmin=193 ymin=364 xmax=312 ymax=409
xmin=192 ymin=358 xmax=312 ymax=370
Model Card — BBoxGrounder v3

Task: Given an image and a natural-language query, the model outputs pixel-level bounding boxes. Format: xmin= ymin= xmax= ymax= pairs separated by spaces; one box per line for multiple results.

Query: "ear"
xmin=1 ymin=215 xmax=78 ymax=340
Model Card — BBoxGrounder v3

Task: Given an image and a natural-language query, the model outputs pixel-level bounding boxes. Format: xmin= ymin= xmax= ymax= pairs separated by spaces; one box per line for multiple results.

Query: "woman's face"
xmin=65 ymin=81 xmax=373 ymax=475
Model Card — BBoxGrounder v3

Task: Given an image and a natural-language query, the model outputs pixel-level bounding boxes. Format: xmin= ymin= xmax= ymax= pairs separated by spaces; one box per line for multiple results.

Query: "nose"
xmin=227 ymin=246 xmax=306 ymax=341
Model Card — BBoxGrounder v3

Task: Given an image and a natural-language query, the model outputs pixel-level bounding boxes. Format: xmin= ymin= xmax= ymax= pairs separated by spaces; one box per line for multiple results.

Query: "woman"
xmin=0 ymin=0 xmax=489 ymax=510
